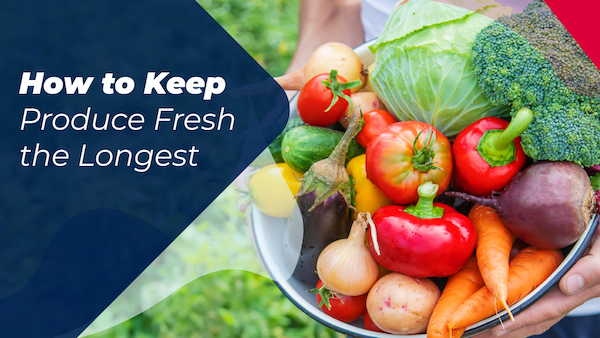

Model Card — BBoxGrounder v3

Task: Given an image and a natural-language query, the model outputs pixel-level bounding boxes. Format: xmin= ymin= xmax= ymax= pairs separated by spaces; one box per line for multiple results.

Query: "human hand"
xmin=474 ymin=225 xmax=600 ymax=338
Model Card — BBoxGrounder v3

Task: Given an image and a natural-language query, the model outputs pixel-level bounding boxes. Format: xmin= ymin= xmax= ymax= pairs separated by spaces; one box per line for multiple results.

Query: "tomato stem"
xmin=477 ymin=107 xmax=533 ymax=167
xmin=322 ymin=69 xmax=362 ymax=113
xmin=404 ymin=182 xmax=444 ymax=219
xmin=310 ymin=285 xmax=338 ymax=310
xmin=411 ymin=128 xmax=441 ymax=173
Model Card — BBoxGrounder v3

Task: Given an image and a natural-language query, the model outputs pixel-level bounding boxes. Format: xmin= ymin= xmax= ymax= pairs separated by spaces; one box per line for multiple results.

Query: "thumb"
xmin=559 ymin=227 xmax=600 ymax=296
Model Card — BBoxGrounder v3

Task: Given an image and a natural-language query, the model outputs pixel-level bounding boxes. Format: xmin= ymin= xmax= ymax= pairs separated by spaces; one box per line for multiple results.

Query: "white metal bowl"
xmin=250 ymin=40 xmax=600 ymax=337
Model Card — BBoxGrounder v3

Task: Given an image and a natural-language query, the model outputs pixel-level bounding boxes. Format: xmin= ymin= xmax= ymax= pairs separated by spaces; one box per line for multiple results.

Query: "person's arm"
xmin=286 ymin=0 xmax=365 ymax=75
xmin=474 ymin=227 xmax=600 ymax=338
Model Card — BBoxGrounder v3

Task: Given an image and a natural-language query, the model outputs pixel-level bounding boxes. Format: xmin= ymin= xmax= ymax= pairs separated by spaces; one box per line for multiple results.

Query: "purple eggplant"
xmin=292 ymin=190 xmax=350 ymax=284
xmin=292 ymin=107 xmax=360 ymax=284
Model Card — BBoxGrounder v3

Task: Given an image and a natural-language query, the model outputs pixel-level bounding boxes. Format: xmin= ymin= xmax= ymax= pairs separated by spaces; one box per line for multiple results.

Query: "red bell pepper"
xmin=452 ymin=107 xmax=533 ymax=196
xmin=366 ymin=182 xmax=476 ymax=278
xmin=355 ymin=109 xmax=397 ymax=148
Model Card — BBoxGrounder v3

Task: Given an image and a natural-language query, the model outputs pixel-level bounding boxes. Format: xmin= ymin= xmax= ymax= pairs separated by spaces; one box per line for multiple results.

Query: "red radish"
xmin=445 ymin=161 xmax=597 ymax=249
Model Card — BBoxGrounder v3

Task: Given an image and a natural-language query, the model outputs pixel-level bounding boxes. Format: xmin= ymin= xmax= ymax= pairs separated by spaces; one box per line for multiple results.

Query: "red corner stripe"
xmin=544 ymin=0 xmax=600 ymax=70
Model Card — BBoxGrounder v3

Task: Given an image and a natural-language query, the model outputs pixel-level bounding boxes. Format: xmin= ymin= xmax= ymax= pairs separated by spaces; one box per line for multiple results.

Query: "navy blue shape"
xmin=0 ymin=0 xmax=289 ymax=336
xmin=0 ymin=209 xmax=169 ymax=336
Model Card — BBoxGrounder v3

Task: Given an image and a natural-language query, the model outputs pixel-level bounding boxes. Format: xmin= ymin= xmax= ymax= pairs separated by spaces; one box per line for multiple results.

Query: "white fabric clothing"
xmin=361 ymin=0 xmax=531 ymax=42
xmin=361 ymin=0 xmax=398 ymax=42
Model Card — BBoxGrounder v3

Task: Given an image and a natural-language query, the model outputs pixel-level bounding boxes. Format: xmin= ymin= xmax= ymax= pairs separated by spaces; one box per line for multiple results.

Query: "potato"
xmin=366 ymin=272 xmax=440 ymax=334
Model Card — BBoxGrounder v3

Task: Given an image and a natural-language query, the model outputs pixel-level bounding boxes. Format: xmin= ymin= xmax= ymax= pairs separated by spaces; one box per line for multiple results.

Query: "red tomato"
xmin=366 ymin=121 xmax=453 ymax=205
xmin=367 ymin=203 xmax=476 ymax=278
xmin=297 ymin=72 xmax=352 ymax=127
xmin=314 ymin=280 xmax=367 ymax=323
xmin=355 ymin=109 xmax=397 ymax=148
xmin=452 ymin=117 xmax=526 ymax=196
xmin=363 ymin=311 xmax=385 ymax=332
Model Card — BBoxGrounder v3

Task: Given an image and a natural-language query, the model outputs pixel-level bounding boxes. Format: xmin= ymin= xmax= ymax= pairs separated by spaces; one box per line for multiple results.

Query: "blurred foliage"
xmin=84 ymin=2 xmax=340 ymax=337
xmin=90 ymin=270 xmax=340 ymax=338
xmin=197 ymin=0 xmax=299 ymax=76
xmin=86 ymin=187 xmax=340 ymax=337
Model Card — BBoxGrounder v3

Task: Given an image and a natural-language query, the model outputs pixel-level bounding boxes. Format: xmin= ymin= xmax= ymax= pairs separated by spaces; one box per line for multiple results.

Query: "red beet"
xmin=445 ymin=161 xmax=596 ymax=249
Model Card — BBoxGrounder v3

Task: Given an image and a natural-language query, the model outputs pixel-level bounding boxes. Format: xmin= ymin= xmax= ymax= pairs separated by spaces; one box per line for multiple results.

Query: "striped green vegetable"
xmin=281 ymin=125 xmax=364 ymax=173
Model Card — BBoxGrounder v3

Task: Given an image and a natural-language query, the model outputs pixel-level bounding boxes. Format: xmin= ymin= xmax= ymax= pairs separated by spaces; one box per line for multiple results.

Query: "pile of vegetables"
xmin=248 ymin=0 xmax=600 ymax=336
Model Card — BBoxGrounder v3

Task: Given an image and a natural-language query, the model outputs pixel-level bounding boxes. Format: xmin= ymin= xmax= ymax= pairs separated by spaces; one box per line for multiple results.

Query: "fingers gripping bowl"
xmin=250 ymin=40 xmax=600 ymax=337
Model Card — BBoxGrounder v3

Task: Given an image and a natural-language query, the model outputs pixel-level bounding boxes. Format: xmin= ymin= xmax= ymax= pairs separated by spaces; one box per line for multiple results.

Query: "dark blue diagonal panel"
xmin=0 ymin=0 xmax=288 ymax=336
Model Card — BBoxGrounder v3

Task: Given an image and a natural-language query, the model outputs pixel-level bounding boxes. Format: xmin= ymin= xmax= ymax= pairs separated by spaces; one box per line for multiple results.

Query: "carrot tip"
xmin=502 ymin=300 xmax=514 ymax=322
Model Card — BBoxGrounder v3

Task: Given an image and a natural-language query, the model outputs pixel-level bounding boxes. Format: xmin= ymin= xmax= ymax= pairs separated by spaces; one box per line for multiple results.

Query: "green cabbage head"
xmin=370 ymin=0 xmax=512 ymax=138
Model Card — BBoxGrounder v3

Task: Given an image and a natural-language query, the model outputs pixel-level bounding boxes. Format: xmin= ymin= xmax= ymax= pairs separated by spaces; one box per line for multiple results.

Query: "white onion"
xmin=275 ymin=42 xmax=367 ymax=93
xmin=316 ymin=212 xmax=379 ymax=296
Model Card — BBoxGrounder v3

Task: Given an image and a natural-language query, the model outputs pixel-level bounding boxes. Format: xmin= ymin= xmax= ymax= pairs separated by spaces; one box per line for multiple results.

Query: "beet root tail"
xmin=442 ymin=191 xmax=497 ymax=208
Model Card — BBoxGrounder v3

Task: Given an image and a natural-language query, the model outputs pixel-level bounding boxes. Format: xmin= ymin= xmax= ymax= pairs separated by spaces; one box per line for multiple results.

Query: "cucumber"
xmin=281 ymin=125 xmax=365 ymax=173
xmin=250 ymin=117 xmax=304 ymax=167
xmin=269 ymin=117 xmax=305 ymax=163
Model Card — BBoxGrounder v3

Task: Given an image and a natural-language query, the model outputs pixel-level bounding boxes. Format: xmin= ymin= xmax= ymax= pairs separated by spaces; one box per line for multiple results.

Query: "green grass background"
xmin=84 ymin=1 xmax=342 ymax=337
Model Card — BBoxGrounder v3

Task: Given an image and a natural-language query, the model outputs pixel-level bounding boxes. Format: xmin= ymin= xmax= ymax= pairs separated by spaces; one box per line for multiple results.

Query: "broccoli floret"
xmin=472 ymin=0 xmax=600 ymax=167
xmin=498 ymin=0 xmax=600 ymax=97
xmin=520 ymin=104 xmax=600 ymax=165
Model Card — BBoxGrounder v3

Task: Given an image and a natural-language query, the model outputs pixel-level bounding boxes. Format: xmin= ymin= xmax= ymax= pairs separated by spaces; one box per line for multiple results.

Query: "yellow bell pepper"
xmin=249 ymin=163 xmax=303 ymax=218
xmin=346 ymin=154 xmax=393 ymax=217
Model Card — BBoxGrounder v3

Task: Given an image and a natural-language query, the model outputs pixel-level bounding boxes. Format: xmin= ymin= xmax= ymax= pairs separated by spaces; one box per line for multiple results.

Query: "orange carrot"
xmin=447 ymin=247 xmax=564 ymax=331
xmin=468 ymin=204 xmax=516 ymax=320
xmin=427 ymin=255 xmax=484 ymax=338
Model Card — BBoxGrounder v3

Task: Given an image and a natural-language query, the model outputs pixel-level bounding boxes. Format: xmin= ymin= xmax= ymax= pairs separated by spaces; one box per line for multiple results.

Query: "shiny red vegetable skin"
xmin=367 ymin=203 xmax=476 ymax=278
xmin=366 ymin=121 xmax=453 ymax=205
xmin=355 ymin=109 xmax=397 ymax=148
xmin=363 ymin=311 xmax=385 ymax=332
xmin=297 ymin=72 xmax=351 ymax=127
xmin=314 ymin=280 xmax=367 ymax=323
xmin=452 ymin=117 xmax=527 ymax=196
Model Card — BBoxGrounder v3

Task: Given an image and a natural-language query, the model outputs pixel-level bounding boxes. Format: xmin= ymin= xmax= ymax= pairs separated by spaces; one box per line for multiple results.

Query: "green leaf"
xmin=591 ymin=173 xmax=600 ymax=191
xmin=371 ymin=0 xmax=472 ymax=53
xmin=370 ymin=0 xmax=511 ymax=138
xmin=217 ymin=308 xmax=236 ymax=326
